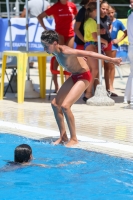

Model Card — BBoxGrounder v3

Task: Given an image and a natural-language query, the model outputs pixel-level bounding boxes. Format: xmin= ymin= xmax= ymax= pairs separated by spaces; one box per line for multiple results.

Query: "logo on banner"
xmin=4 ymin=18 xmax=55 ymax=50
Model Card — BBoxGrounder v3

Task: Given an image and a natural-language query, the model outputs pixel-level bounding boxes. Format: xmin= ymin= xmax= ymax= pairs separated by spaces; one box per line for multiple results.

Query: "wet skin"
xmin=42 ymin=41 xmax=122 ymax=147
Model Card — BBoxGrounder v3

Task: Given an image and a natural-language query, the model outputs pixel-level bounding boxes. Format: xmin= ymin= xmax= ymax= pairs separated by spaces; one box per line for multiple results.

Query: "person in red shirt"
xmin=37 ymin=0 xmax=78 ymax=93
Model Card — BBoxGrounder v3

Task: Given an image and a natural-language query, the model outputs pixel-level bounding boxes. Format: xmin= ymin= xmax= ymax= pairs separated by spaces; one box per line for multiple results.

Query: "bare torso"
xmin=53 ymin=45 xmax=89 ymax=74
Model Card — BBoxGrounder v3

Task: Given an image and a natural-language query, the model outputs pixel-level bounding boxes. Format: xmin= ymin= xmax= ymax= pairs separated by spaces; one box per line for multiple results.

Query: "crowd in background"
xmin=22 ymin=0 xmax=133 ymax=104
xmin=74 ymin=0 xmax=127 ymax=101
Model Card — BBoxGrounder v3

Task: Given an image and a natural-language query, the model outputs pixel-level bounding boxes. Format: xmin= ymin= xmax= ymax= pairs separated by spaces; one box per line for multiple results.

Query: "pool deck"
xmin=0 ymin=61 xmax=133 ymax=159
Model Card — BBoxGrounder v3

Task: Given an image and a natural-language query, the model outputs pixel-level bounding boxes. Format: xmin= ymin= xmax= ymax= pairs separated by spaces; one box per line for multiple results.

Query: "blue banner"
xmin=0 ymin=18 xmax=128 ymax=60
xmin=0 ymin=18 xmax=55 ymax=52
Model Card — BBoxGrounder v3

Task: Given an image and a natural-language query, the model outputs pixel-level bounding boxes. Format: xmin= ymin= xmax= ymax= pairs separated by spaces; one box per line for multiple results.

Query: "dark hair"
xmin=41 ymin=30 xmax=59 ymax=44
xmin=85 ymin=2 xmax=97 ymax=21
xmin=80 ymin=0 xmax=90 ymax=6
xmin=100 ymin=1 xmax=109 ymax=7
xmin=14 ymin=144 xmax=32 ymax=163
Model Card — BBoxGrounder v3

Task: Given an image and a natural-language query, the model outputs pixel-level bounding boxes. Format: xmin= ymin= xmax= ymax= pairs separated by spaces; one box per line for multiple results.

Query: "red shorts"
xmin=71 ymin=71 xmax=92 ymax=84
xmin=75 ymin=45 xmax=84 ymax=50
xmin=104 ymin=42 xmax=112 ymax=51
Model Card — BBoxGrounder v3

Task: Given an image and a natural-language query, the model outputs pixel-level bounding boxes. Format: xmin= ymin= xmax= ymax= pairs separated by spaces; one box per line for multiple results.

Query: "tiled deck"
xmin=0 ymin=62 xmax=133 ymax=159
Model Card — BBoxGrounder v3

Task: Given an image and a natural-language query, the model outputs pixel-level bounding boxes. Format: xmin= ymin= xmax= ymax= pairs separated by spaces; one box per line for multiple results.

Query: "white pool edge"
xmin=0 ymin=120 xmax=133 ymax=157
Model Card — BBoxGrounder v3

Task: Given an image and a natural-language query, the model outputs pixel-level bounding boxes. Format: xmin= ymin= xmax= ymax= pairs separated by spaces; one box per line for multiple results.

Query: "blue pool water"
xmin=0 ymin=133 xmax=133 ymax=200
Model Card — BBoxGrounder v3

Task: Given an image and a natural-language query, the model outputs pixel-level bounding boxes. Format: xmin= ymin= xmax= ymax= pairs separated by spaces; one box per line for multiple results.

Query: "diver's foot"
xmin=53 ymin=137 xmax=68 ymax=145
xmin=65 ymin=139 xmax=78 ymax=147
xmin=52 ymin=138 xmax=62 ymax=145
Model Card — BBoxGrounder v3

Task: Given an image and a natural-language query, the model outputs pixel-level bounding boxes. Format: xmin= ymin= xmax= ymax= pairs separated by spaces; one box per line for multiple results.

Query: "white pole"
xmin=25 ymin=0 xmax=29 ymax=52
xmin=25 ymin=0 xmax=30 ymax=80
xmin=97 ymin=0 xmax=102 ymax=85
xmin=15 ymin=0 xmax=20 ymax=17
xmin=6 ymin=0 xmax=12 ymax=50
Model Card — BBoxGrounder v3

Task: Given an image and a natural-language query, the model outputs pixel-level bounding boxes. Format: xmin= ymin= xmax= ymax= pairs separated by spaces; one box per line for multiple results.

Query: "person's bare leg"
xmin=65 ymin=36 xmax=74 ymax=48
xmin=52 ymin=99 xmax=68 ymax=145
xmin=85 ymin=57 xmax=98 ymax=98
xmin=109 ymin=50 xmax=116 ymax=91
xmin=61 ymin=79 xmax=89 ymax=147
xmin=104 ymin=51 xmax=112 ymax=91
xmin=84 ymin=45 xmax=98 ymax=99
xmin=104 ymin=62 xmax=110 ymax=91
xmin=51 ymin=77 xmax=74 ymax=145
xmin=94 ymin=73 xmax=99 ymax=91
xmin=52 ymin=77 xmax=89 ymax=147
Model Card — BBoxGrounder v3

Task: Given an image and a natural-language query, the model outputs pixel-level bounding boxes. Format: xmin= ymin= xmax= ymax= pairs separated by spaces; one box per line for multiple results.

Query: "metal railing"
xmin=0 ymin=1 xmax=24 ymax=17
xmin=0 ymin=0 xmax=50 ymax=17
xmin=0 ymin=2 xmax=130 ymax=18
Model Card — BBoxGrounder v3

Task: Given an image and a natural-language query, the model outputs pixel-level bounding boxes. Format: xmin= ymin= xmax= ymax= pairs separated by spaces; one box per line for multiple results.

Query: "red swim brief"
xmin=71 ymin=71 xmax=92 ymax=84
